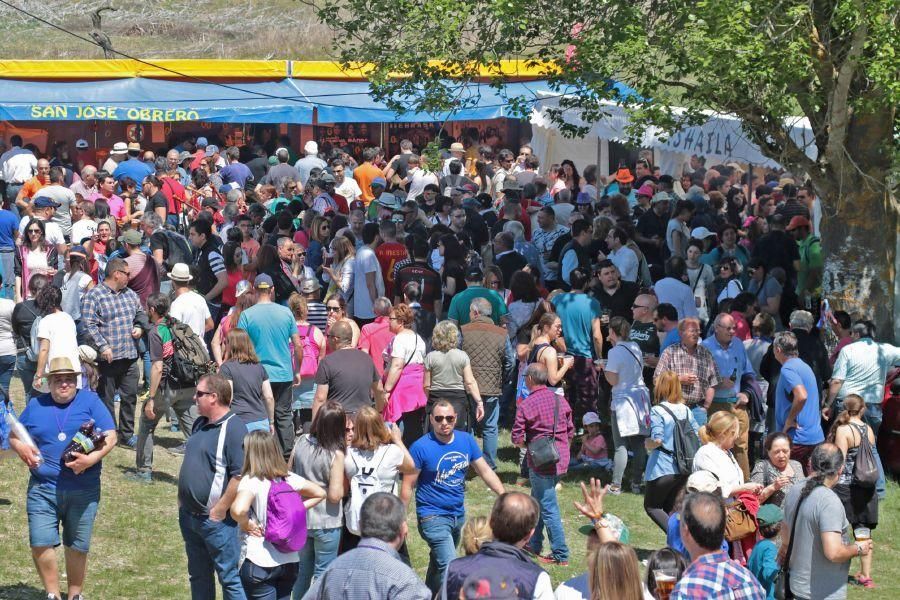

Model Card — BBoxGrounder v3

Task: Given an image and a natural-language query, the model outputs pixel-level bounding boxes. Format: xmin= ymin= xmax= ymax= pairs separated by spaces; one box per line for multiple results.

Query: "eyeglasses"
xmin=320 ymin=225 xmax=330 ymax=230
xmin=194 ymin=390 xmax=214 ymax=398
xmin=116 ymin=269 xmax=131 ymax=277
xmin=27 ymin=229 xmax=41 ymax=234
xmin=432 ymin=415 xmax=457 ymax=423
xmin=326 ymin=306 xmax=342 ymax=312
xmin=296 ymin=251 xmax=307 ymax=257
xmin=719 ymin=265 xmax=731 ymax=271
xmin=632 ymin=304 xmax=650 ymax=309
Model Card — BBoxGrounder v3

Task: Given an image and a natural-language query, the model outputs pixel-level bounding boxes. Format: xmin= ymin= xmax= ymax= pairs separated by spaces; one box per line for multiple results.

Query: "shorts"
xmin=26 ymin=481 xmax=101 ymax=553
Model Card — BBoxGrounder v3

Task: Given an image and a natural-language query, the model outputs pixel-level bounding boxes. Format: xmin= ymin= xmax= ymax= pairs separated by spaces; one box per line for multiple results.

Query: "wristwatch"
xmin=591 ymin=516 xmax=610 ymax=529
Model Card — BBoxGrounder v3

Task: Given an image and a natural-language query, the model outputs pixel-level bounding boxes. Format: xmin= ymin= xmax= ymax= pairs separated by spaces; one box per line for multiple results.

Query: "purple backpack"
xmin=264 ymin=479 xmax=308 ymax=553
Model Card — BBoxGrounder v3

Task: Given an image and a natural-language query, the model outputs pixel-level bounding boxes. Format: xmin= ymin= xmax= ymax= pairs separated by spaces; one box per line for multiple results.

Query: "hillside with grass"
xmin=0 ymin=0 xmax=331 ymax=60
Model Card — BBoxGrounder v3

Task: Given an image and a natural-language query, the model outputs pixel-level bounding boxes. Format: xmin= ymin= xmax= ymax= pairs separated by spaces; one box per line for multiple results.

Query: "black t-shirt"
xmin=628 ymin=320 xmax=660 ymax=356
xmin=150 ymin=230 xmax=169 ymax=262
xmin=315 ymin=349 xmax=378 ymax=414
xmin=590 ymin=281 xmax=640 ymax=320
xmin=396 ymin=261 xmax=442 ymax=311
xmin=636 ymin=209 xmax=669 ymax=266
xmin=391 ymin=154 xmax=412 ymax=180
xmin=752 ymin=230 xmax=800 ymax=283
xmin=148 ymin=191 xmax=169 ymax=215
xmin=219 ymin=360 xmax=270 ymax=424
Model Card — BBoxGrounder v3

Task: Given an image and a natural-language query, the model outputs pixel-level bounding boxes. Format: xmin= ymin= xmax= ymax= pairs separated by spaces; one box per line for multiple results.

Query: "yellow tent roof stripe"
xmin=0 ymin=59 xmax=556 ymax=80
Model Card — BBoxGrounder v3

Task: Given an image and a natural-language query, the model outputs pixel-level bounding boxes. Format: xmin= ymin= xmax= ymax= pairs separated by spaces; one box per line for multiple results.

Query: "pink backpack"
xmin=264 ymin=479 xmax=308 ymax=553
xmin=297 ymin=324 xmax=320 ymax=378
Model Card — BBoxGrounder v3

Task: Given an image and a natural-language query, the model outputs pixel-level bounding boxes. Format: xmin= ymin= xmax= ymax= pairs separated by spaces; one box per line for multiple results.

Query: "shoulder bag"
xmin=527 ymin=391 xmax=560 ymax=469
xmin=774 ymin=491 xmax=807 ymax=600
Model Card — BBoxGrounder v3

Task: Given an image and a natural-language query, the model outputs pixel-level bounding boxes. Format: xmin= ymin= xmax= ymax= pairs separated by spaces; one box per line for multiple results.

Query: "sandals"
xmin=855 ymin=575 xmax=876 ymax=588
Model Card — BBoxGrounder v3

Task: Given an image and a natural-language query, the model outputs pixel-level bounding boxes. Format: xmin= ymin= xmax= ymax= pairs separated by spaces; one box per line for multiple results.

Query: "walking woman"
xmin=231 ymin=430 xmax=326 ymax=600
xmin=424 ymin=320 xmax=483 ymax=433
xmin=644 ymin=370 xmax=701 ymax=532
xmin=15 ymin=218 xmax=58 ymax=302
xmin=289 ymin=401 xmax=346 ymax=597
xmin=603 ymin=316 xmax=651 ymax=495
xmin=830 ymin=394 xmax=879 ymax=588
xmin=288 ymin=294 xmax=326 ymax=434
xmin=219 ymin=328 xmax=276 ymax=433
xmin=381 ymin=303 xmax=428 ymax=446
xmin=321 ymin=235 xmax=354 ymax=303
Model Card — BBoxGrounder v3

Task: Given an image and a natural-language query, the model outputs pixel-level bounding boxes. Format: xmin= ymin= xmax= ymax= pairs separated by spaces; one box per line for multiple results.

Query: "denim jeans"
xmin=691 ymin=405 xmax=708 ymax=427
xmin=0 ymin=249 xmax=14 ymax=300
xmin=292 ymin=527 xmax=341 ymax=599
xmin=27 ymin=481 xmax=101 ymax=552
xmin=16 ymin=354 xmax=37 ymax=401
xmin=479 ymin=396 xmax=500 ymax=469
xmin=136 ymin=387 xmax=197 ymax=472
xmin=178 ymin=508 xmax=246 ymax=600
xmin=241 ymin=560 xmax=298 ymax=600
xmin=528 ymin=472 xmax=569 ymax=561
xmin=417 ymin=513 xmax=464 ymax=595
xmin=0 ymin=354 xmax=16 ymax=399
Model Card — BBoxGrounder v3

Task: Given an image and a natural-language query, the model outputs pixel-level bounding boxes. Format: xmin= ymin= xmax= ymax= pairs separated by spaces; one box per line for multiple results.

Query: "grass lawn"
xmin=0 ymin=390 xmax=896 ymax=599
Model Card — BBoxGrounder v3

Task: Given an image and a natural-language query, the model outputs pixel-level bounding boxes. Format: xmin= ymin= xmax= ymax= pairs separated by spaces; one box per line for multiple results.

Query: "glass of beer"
xmin=654 ymin=569 xmax=678 ymax=600
xmin=854 ymin=527 xmax=871 ymax=542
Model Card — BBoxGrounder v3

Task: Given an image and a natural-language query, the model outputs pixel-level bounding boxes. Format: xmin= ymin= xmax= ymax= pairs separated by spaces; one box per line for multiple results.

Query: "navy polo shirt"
xmin=177 ymin=411 xmax=246 ymax=516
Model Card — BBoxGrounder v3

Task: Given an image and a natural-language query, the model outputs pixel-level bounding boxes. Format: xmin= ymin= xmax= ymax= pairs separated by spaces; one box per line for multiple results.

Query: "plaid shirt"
xmin=511 ymin=385 xmax=574 ymax=475
xmin=672 ymin=550 xmax=765 ymax=599
xmin=654 ymin=342 xmax=720 ymax=407
xmin=81 ymin=282 xmax=146 ymax=360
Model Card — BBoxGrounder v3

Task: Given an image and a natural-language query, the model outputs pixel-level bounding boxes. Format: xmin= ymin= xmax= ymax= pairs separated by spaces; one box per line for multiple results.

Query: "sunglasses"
xmin=296 ymin=251 xmax=307 ymax=257
xmin=432 ymin=415 xmax=457 ymax=423
xmin=326 ymin=306 xmax=342 ymax=312
xmin=194 ymin=389 xmax=214 ymax=398
xmin=28 ymin=229 xmax=41 ymax=234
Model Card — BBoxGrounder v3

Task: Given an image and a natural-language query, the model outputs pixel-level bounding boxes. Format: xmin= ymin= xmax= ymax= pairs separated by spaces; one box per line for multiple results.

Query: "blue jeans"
xmin=691 ymin=405 xmax=708 ymax=427
xmin=0 ymin=354 xmax=16 ymax=399
xmin=292 ymin=527 xmax=341 ymax=599
xmin=178 ymin=508 xmax=246 ymax=600
xmin=528 ymin=472 xmax=569 ymax=562
xmin=16 ymin=354 xmax=37 ymax=401
xmin=241 ymin=560 xmax=298 ymax=600
xmin=26 ymin=481 xmax=101 ymax=552
xmin=417 ymin=513 xmax=464 ymax=594
xmin=0 ymin=249 xmax=14 ymax=300
xmin=479 ymin=396 xmax=500 ymax=469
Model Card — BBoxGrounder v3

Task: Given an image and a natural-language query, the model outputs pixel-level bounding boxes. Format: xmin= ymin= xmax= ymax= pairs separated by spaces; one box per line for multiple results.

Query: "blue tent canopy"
xmin=0 ymin=76 xmax=635 ymax=123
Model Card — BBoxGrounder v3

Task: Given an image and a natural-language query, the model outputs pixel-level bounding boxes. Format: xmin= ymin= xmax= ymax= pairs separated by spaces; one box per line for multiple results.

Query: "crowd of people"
xmin=2 ymin=131 xmax=899 ymax=600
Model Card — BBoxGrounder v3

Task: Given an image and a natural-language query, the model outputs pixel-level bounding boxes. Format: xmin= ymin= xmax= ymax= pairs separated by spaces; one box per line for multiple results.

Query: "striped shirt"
xmin=672 ymin=550 xmax=765 ymax=600
xmin=832 ymin=338 xmax=900 ymax=405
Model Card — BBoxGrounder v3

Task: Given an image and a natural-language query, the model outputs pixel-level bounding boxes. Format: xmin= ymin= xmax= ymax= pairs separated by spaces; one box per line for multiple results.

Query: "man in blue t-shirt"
xmin=237 ymin=273 xmax=303 ymax=459
xmin=0 ymin=205 xmax=19 ymax=299
xmin=11 ymin=357 xmax=117 ymax=600
xmin=773 ymin=331 xmax=824 ymax=468
xmin=402 ymin=400 xmax=505 ymax=595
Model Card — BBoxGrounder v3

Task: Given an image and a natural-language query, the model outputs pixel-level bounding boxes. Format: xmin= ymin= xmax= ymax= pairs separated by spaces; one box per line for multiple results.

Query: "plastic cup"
xmin=654 ymin=569 xmax=678 ymax=600
xmin=854 ymin=527 xmax=871 ymax=542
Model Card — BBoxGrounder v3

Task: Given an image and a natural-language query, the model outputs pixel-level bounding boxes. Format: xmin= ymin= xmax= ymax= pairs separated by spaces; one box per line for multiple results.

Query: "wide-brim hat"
xmin=167 ymin=262 xmax=193 ymax=282
xmin=48 ymin=357 xmax=79 ymax=376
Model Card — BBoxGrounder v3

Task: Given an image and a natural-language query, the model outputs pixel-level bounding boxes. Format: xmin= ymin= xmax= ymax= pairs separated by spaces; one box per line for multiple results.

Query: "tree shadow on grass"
xmin=0 ymin=583 xmax=47 ymax=599
xmin=0 ymin=497 xmax=11 ymax=506
xmin=114 ymin=464 xmax=178 ymax=486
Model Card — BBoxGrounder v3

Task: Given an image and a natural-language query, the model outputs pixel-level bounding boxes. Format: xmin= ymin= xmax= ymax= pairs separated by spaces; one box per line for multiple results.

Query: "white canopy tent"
xmin=529 ymin=92 xmax=818 ymax=177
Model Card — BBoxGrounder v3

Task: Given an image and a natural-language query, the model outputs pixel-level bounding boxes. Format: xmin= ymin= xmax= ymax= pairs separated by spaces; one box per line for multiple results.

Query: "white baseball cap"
xmin=75 ymin=139 xmax=89 ymax=149
xmin=582 ymin=412 xmax=601 ymax=426
xmin=691 ymin=226 xmax=716 ymax=240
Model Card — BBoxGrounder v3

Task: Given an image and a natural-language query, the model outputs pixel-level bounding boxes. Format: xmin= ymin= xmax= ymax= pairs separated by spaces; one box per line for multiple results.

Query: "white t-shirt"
xmin=344 ymin=444 xmax=405 ymax=534
xmin=237 ymin=473 xmax=309 ymax=568
xmin=606 ymin=341 xmax=649 ymax=437
xmin=19 ymin=216 xmax=65 ymax=247
xmin=170 ymin=291 xmax=211 ymax=338
xmin=334 ymin=178 xmax=362 ymax=203
xmin=37 ymin=311 xmax=81 ymax=377
xmin=39 ymin=184 xmax=77 ymax=235
xmin=352 ymin=246 xmax=384 ymax=319
xmin=609 ymin=246 xmax=639 ymax=282
xmin=390 ymin=330 xmax=426 ymax=365
xmin=70 ymin=218 xmax=98 ymax=246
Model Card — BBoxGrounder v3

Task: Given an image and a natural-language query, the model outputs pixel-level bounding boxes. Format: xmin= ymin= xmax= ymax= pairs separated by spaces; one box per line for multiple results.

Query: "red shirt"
xmin=357 ymin=316 xmax=395 ymax=378
xmin=160 ymin=176 xmax=187 ymax=215
xmin=375 ymin=242 xmax=408 ymax=300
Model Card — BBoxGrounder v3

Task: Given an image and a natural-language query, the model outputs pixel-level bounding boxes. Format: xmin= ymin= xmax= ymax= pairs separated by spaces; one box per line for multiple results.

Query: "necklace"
xmin=54 ymin=398 xmax=76 ymax=442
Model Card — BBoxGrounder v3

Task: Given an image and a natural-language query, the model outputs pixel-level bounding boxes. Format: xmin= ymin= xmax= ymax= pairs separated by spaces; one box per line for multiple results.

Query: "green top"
xmin=447 ymin=286 xmax=508 ymax=326
xmin=796 ymin=235 xmax=822 ymax=296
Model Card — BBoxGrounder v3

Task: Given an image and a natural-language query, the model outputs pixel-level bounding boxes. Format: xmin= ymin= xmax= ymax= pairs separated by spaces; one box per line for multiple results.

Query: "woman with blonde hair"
xmin=693 ymin=411 xmax=763 ymax=498
xmin=322 ymin=235 xmax=354 ymax=303
xmin=218 ymin=328 xmax=276 ymax=433
xmin=643 ymin=370 xmax=701 ymax=532
xmin=424 ymin=320 xmax=483 ymax=432
xmin=231 ymin=430 xmax=326 ymax=599
xmin=829 ymin=394 xmax=879 ymax=587
xmin=587 ymin=541 xmax=645 ymax=600
xmin=288 ymin=293 xmax=326 ymax=434
xmin=381 ymin=303 xmax=428 ymax=446
xmin=460 ymin=516 xmax=492 ymax=556
xmin=341 ymin=406 xmax=416 ymax=553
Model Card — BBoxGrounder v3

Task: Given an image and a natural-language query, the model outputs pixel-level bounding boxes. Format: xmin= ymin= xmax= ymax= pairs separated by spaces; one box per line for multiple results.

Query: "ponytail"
xmin=826 ymin=393 xmax=866 ymax=442
xmin=796 ymin=444 xmax=844 ymax=506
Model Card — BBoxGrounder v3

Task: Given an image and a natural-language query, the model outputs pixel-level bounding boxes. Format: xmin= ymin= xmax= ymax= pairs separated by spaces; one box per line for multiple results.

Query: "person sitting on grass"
xmin=460 ymin=516 xmax=492 ymax=556
xmin=568 ymin=411 xmax=612 ymax=472
xmin=747 ymin=504 xmax=784 ymax=600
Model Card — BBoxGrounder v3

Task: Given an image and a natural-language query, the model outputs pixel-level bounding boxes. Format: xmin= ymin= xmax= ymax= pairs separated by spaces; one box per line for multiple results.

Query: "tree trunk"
xmin=816 ymin=108 xmax=898 ymax=342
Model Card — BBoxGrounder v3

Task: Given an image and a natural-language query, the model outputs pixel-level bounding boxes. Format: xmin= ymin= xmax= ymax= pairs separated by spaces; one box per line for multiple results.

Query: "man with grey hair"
xmin=702 ymin=312 xmax=755 ymax=478
xmin=511 ymin=362 xmax=574 ymax=566
xmin=304 ymin=492 xmax=430 ymax=599
xmin=491 ymin=231 xmax=527 ymax=288
xmin=461 ymin=296 xmax=515 ymax=470
xmin=219 ymin=146 xmax=253 ymax=189
xmin=259 ymin=147 xmax=300 ymax=189
xmin=358 ymin=297 xmax=394 ymax=378
xmin=788 ymin=309 xmax=831 ymax=393
xmin=70 ymin=164 xmax=98 ymax=200
xmin=772 ymin=330 xmax=824 ymax=472
xmin=39 ymin=166 xmax=77 ymax=237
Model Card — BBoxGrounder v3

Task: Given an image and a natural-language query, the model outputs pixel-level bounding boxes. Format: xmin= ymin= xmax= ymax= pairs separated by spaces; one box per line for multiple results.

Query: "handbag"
xmin=774 ymin=491 xmax=807 ymax=600
xmin=527 ymin=391 xmax=560 ymax=469
xmin=723 ymin=498 xmax=757 ymax=541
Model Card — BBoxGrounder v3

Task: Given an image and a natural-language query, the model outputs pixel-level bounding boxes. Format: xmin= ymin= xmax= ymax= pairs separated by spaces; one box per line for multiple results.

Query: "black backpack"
xmin=658 ymin=404 xmax=701 ymax=474
xmin=162 ymin=230 xmax=193 ymax=273
xmin=165 ymin=317 xmax=216 ymax=387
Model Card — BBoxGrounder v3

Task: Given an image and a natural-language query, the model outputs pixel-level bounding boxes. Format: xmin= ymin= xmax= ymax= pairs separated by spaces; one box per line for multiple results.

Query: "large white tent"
xmin=529 ymin=92 xmax=818 ymax=176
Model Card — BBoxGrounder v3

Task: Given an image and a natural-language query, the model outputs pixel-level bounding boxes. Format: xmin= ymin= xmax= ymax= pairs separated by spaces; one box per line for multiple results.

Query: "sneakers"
xmin=607 ymin=485 xmax=622 ymax=495
xmin=536 ymin=554 xmax=569 ymax=567
xmin=170 ymin=423 xmax=181 ymax=433
xmin=167 ymin=443 xmax=186 ymax=456
xmin=47 ymin=595 xmax=60 ymax=600
xmin=118 ymin=435 xmax=138 ymax=450
xmin=124 ymin=470 xmax=152 ymax=484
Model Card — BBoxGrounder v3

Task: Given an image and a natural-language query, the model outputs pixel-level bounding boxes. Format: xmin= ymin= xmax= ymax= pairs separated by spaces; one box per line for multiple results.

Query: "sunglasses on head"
xmin=433 ymin=415 xmax=456 ymax=423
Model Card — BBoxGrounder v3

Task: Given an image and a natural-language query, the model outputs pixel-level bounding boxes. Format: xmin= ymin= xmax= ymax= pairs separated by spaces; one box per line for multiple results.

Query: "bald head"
xmin=682 ymin=492 xmax=726 ymax=553
xmin=329 ymin=320 xmax=353 ymax=347
xmin=490 ymin=492 xmax=539 ymax=545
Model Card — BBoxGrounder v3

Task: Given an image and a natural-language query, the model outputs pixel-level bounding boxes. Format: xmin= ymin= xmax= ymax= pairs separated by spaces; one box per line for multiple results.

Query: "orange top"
xmin=353 ymin=162 xmax=384 ymax=204
xmin=19 ymin=177 xmax=47 ymax=200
